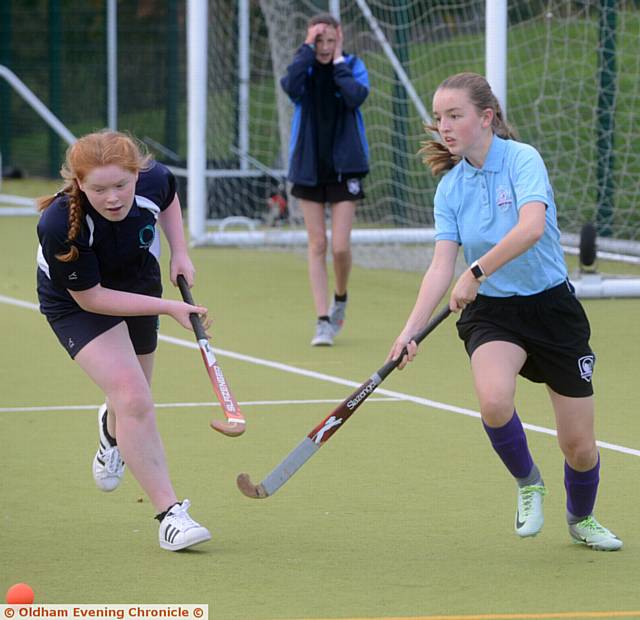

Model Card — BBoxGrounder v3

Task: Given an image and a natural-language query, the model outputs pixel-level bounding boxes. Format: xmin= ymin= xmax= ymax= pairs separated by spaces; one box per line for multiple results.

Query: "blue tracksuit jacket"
xmin=281 ymin=43 xmax=370 ymax=186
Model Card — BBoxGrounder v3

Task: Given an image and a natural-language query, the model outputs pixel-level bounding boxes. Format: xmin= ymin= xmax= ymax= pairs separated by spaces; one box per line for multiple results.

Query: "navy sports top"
xmin=37 ymin=162 xmax=176 ymax=321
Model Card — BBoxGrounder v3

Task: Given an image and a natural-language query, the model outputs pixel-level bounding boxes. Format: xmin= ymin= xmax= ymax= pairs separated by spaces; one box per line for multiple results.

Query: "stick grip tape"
xmin=176 ymin=274 xmax=207 ymax=340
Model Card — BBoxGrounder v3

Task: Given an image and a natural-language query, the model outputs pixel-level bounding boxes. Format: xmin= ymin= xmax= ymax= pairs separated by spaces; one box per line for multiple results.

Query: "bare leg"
xmin=104 ymin=352 xmax=154 ymax=440
xmin=470 ymin=340 xmax=527 ymax=427
xmin=330 ymin=200 xmax=356 ymax=296
xmin=471 ymin=340 xmax=545 ymax=537
xmin=549 ymin=388 xmax=621 ymax=548
xmin=300 ymin=199 xmax=329 ymax=316
xmin=75 ymin=323 xmax=177 ymax=512
xmin=548 ymin=388 xmax=598 ymax=471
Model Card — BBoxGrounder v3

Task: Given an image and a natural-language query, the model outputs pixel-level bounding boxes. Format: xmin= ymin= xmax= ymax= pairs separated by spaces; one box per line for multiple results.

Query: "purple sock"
xmin=483 ymin=412 xmax=534 ymax=479
xmin=565 ymin=455 xmax=600 ymax=520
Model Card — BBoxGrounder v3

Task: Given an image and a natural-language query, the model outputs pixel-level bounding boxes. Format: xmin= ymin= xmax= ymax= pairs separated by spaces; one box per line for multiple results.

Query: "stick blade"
xmin=210 ymin=419 xmax=246 ymax=437
xmin=236 ymin=473 xmax=268 ymax=499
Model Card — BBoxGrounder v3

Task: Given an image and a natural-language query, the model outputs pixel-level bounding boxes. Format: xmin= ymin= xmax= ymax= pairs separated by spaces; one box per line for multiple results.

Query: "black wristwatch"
xmin=470 ymin=260 xmax=487 ymax=282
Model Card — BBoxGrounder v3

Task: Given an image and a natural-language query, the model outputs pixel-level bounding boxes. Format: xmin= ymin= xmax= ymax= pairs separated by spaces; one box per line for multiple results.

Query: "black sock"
xmin=318 ymin=315 xmax=330 ymax=323
xmin=334 ymin=292 xmax=347 ymax=302
xmin=102 ymin=409 xmax=117 ymax=446
xmin=155 ymin=501 xmax=180 ymax=522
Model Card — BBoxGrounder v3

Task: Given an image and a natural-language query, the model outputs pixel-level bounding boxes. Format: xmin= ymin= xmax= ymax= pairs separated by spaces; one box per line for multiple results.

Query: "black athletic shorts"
xmin=456 ymin=280 xmax=595 ymax=398
xmin=48 ymin=311 xmax=159 ymax=359
xmin=291 ymin=178 xmax=365 ymax=203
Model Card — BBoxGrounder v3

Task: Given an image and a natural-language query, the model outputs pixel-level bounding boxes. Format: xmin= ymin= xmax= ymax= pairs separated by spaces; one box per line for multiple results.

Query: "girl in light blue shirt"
xmin=389 ymin=72 xmax=621 ymax=551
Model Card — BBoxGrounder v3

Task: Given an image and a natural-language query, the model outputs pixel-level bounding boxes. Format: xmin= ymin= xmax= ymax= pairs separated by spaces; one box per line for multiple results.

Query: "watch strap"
xmin=470 ymin=260 xmax=487 ymax=282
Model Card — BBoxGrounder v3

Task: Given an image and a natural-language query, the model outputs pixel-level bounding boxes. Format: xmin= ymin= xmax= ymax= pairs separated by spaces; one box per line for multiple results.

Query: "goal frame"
xmin=184 ymin=0 xmax=508 ymax=245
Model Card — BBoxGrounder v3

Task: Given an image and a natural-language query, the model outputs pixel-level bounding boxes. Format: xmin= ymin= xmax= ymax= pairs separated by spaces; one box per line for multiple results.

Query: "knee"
xmin=112 ymin=388 xmax=154 ymax=421
xmin=559 ymin=437 xmax=597 ymax=469
xmin=478 ymin=393 xmax=515 ymax=426
xmin=308 ymin=236 xmax=328 ymax=257
xmin=332 ymin=245 xmax=350 ymax=263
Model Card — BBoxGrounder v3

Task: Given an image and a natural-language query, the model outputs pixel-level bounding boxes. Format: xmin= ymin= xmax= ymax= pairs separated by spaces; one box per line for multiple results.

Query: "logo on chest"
xmin=138 ymin=224 xmax=156 ymax=249
xmin=496 ymin=185 xmax=514 ymax=212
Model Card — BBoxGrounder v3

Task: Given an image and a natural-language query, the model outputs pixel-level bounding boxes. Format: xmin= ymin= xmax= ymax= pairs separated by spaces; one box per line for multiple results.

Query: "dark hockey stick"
xmin=237 ymin=305 xmax=451 ymax=498
xmin=177 ymin=274 xmax=245 ymax=437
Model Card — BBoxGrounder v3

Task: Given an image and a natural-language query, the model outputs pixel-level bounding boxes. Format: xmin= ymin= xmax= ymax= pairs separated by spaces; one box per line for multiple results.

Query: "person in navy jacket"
xmin=281 ymin=13 xmax=369 ymax=346
xmin=36 ymin=130 xmax=211 ymax=551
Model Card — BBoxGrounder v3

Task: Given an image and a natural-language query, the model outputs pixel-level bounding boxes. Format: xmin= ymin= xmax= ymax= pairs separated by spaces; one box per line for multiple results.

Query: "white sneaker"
xmin=92 ymin=404 xmax=125 ymax=492
xmin=311 ymin=320 xmax=334 ymax=346
xmin=329 ymin=299 xmax=347 ymax=334
xmin=569 ymin=515 xmax=623 ymax=551
xmin=515 ymin=484 xmax=546 ymax=537
xmin=158 ymin=499 xmax=211 ymax=551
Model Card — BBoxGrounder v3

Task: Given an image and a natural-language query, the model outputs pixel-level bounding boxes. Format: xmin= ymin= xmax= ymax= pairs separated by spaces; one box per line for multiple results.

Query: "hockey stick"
xmin=237 ymin=305 xmax=451 ymax=498
xmin=177 ymin=274 xmax=246 ymax=437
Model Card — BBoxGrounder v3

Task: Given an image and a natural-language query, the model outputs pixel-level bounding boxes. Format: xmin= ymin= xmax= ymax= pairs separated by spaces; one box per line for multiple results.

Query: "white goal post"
xmin=185 ymin=0 xmax=640 ymax=298
xmin=185 ymin=0 xmax=510 ymax=246
xmin=0 ymin=64 xmax=77 ymax=216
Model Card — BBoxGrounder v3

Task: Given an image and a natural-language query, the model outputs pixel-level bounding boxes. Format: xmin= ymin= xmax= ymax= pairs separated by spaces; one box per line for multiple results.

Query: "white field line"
xmin=3 ymin=294 xmax=639 ymax=458
xmin=0 ymin=294 xmax=39 ymax=310
xmin=0 ymin=397 xmax=401 ymax=414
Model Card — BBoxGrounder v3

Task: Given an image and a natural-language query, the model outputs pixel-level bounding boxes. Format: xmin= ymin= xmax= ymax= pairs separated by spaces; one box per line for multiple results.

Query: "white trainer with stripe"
xmin=158 ymin=499 xmax=211 ymax=551
xmin=92 ymin=403 xmax=125 ymax=492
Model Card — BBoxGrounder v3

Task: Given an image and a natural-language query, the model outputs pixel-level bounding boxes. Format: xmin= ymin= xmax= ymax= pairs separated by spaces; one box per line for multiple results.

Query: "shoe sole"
xmin=159 ymin=532 xmax=212 ymax=552
xmin=570 ymin=536 xmax=623 ymax=551
xmin=515 ymin=518 xmax=544 ymax=538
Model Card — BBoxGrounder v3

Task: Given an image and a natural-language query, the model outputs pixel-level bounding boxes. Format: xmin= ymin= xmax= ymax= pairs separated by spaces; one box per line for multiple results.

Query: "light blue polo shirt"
xmin=434 ymin=135 xmax=567 ymax=297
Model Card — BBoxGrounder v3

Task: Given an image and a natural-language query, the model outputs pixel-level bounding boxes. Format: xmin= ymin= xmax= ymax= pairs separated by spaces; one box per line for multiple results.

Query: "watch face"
xmin=471 ymin=264 xmax=483 ymax=279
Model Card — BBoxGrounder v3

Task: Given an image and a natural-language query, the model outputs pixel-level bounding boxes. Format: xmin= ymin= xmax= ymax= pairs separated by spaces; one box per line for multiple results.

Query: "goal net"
xmin=192 ymin=0 xmax=640 ymax=271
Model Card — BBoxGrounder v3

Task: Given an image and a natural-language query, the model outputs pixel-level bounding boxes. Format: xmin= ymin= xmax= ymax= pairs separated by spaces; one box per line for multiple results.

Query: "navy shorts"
xmin=456 ymin=281 xmax=595 ymax=398
xmin=47 ymin=311 xmax=159 ymax=359
xmin=291 ymin=178 xmax=365 ymax=204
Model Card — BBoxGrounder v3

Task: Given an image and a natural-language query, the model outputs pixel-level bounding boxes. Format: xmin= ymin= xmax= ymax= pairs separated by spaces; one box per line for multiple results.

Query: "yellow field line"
xmin=285 ymin=614 xmax=640 ymax=620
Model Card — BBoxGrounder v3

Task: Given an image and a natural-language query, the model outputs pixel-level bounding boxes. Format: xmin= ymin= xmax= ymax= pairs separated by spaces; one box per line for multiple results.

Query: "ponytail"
xmin=37 ymin=129 xmax=151 ymax=262
xmin=420 ymin=72 xmax=519 ymax=176
xmin=491 ymin=97 xmax=519 ymax=141
xmin=419 ymin=123 xmax=461 ymax=176
xmin=37 ymin=181 xmax=85 ymax=262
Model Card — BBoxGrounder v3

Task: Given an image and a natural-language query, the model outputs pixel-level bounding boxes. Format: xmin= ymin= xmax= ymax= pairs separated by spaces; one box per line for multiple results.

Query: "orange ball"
xmin=5 ymin=583 xmax=35 ymax=604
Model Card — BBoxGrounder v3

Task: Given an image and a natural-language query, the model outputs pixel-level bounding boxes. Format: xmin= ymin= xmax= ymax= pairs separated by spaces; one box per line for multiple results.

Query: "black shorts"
xmin=456 ymin=281 xmax=595 ymax=398
xmin=291 ymin=178 xmax=365 ymax=203
xmin=48 ymin=311 xmax=159 ymax=359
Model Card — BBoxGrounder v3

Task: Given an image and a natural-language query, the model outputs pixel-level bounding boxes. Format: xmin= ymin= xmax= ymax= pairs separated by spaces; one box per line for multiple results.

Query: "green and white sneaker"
xmin=329 ymin=299 xmax=347 ymax=335
xmin=569 ymin=515 xmax=623 ymax=551
xmin=515 ymin=484 xmax=547 ymax=537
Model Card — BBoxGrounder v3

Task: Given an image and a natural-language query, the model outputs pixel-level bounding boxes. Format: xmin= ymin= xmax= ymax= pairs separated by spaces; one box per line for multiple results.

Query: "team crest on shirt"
xmin=578 ymin=355 xmax=595 ymax=382
xmin=347 ymin=179 xmax=361 ymax=195
xmin=496 ymin=185 xmax=513 ymax=212
xmin=138 ymin=224 xmax=156 ymax=249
